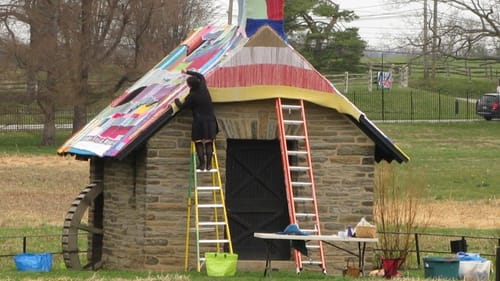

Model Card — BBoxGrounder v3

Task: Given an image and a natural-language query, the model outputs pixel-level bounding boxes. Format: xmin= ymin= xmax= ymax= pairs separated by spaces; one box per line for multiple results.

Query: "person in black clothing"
xmin=175 ymin=70 xmax=219 ymax=171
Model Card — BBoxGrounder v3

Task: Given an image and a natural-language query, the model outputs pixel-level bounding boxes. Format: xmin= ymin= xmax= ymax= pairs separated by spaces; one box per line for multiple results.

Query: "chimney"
xmin=236 ymin=0 xmax=286 ymax=40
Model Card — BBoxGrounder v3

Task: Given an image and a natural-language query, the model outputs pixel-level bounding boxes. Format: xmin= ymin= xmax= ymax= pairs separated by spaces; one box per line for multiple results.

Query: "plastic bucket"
xmin=14 ymin=253 xmax=52 ymax=272
xmin=382 ymin=258 xmax=400 ymax=278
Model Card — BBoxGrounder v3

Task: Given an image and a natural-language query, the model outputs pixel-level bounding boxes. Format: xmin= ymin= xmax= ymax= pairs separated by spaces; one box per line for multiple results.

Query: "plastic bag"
xmin=355 ymin=217 xmax=377 ymax=238
xmin=205 ymin=252 xmax=238 ymax=277
xmin=456 ymin=252 xmax=487 ymax=261
xmin=14 ymin=253 xmax=52 ymax=272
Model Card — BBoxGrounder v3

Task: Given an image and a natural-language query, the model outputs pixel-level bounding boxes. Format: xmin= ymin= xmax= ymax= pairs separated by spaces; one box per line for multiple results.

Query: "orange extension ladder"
xmin=275 ymin=98 xmax=326 ymax=274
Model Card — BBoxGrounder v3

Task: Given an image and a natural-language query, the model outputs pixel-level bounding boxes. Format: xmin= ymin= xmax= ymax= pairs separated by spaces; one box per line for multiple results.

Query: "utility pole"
xmin=431 ymin=0 xmax=438 ymax=79
xmin=381 ymin=52 xmax=385 ymax=121
xmin=227 ymin=0 xmax=234 ymax=25
xmin=423 ymin=0 xmax=429 ymax=79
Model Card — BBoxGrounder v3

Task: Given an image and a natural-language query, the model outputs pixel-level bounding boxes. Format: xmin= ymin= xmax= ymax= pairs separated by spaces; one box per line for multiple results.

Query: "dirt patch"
xmin=0 ymin=155 xmax=87 ymax=227
xmin=0 ymin=155 xmax=498 ymax=229
xmin=415 ymin=200 xmax=499 ymax=229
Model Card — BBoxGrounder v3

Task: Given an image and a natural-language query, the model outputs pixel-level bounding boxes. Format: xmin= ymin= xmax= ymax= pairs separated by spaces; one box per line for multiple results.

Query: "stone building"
xmin=58 ymin=21 xmax=408 ymax=274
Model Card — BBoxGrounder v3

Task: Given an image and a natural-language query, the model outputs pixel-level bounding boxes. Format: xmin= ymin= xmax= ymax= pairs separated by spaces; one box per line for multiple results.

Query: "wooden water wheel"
xmin=62 ymin=182 xmax=104 ymax=270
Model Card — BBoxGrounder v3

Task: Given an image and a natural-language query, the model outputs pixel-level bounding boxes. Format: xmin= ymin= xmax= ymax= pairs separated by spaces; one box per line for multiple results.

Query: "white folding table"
xmin=254 ymin=232 xmax=378 ymax=276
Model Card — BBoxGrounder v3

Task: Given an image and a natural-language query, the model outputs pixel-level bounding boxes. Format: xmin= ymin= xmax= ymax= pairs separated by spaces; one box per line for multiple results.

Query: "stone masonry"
xmin=94 ymin=98 xmax=375 ymax=272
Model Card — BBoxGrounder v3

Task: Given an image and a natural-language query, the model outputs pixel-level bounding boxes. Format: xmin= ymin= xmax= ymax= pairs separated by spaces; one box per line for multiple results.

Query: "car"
xmin=476 ymin=93 xmax=500 ymax=120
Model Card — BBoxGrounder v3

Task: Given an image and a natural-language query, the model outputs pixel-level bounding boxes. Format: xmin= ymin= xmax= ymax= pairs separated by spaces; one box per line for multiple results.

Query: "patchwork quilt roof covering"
xmin=57 ymin=2 xmax=409 ymax=163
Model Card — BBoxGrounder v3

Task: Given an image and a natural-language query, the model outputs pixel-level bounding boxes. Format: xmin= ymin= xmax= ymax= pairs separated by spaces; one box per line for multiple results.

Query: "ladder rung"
xmin=290 ymin=166 xmax=309 ymax=171
xmin=296 ymin=213 xmax=316 ymax=218
xmin=294 ymin=197 xmax=313 ymax=202
xmin=199 ymin=239 xmax=230 ymax=244
xmin=285 ymin=135 xmax=305 ymax=140
xmin=197 ymin=191 xmax=214 ymax=196
xmin=306 ymin=245 xmax=320 ymax=249
xmin=303 ymin=261 xmax=323 ymax=265
xmin=196 ymin=168 xmax=217 ymax=173
xmin=281 ymin=104 xmax=302 ymax=110
xmin=283 ymin=120 xmax=303 ymax=125
xmin=198 ymin=204 xmax=224 ymax=208
xmin=197 ymin=186 xmax=220 ymax=191
xmin=288 ymin=150 xmax=307 ymax=156
xmin=291 ymin=182 xmax=312 ymax=187
xmin=192 ymin=227 xmax=217 ymax=232
xmin=199 ymin=222 xmax=227 ymax=226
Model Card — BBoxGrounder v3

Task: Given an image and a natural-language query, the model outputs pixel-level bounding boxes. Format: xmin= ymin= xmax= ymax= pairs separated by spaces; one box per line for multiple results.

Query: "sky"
xmin=213 ymin=0 xmax=422 ymax=49
xmin=333 ymin=1 xmax=422 ymax=49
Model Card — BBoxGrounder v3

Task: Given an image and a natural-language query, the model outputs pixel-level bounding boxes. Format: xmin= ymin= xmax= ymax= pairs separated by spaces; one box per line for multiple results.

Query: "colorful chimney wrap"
xmin=238 ymin=0 xmax=286 ymax=40
xmin=57 ymin=25 xmax=408 ymax=163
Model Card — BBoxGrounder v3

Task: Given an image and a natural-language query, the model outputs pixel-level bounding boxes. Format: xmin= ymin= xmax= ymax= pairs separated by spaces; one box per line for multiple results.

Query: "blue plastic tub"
xmin=14 ymin=253 xmax=52 ymax=272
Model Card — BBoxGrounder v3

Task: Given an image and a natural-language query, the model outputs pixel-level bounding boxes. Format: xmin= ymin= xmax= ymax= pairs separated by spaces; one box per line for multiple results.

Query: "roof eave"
xmin=354 ymin=115 xmax=410 ymax=163
xmin=114 ymin=107 xmax=175 ymax=160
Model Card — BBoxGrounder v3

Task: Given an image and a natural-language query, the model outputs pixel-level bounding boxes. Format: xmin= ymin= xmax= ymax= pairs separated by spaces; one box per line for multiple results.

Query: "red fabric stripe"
xmin=266 ymin=0 xmax=284 ymax=20
xmin=101 ymin=126 xmax=134 ymax=139
xmin=181 ymin=26 xmax=213 ymax=54
xmin=208 ymin=65 xmax=334 ymax=93
xmin=186 ymin=49 xmax=219 ymax=70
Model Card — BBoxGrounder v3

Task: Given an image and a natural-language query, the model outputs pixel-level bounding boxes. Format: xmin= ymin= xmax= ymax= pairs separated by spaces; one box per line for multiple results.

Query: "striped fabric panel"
xmin=221 ymin=46 xmax=313 ymax=70
xmin=266 ymin=0 xmax=284 ymax=20
xmin=208 ymin=64 xmax=334 ymax=93
xmin=245 ymin=0 xmax=268 ymax=19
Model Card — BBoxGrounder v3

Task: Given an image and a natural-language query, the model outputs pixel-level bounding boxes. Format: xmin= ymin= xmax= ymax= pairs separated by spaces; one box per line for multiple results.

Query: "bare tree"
xmin=57 ymin=0 xmax=134 ymax=132
xmin=61 ymin=0 xmax=215 ymax=132
xmin=0 ymin=0 xmax=64 ymax=145
xmin=438 ymin=0 xmax=499 ymax=57
xmin=0 ymin=0 xmax=215 ymax=144
xmin=118 ymin=0 xmax=214 ymax=86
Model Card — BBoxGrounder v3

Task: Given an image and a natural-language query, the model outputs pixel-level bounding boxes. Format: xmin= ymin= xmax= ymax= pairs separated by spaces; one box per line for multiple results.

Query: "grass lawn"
xmin=0 ymin=267 xmax=429 ymax=280
xmin=376 ymin=121 xmax=500 ymax=201
xmin=0 ymin=123 xmax=498 ymax=280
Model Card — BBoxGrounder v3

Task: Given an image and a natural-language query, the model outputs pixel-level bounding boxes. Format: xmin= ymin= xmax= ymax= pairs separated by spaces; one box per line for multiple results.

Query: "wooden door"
xmin=225 ymin=139 xmax=290 ymax=260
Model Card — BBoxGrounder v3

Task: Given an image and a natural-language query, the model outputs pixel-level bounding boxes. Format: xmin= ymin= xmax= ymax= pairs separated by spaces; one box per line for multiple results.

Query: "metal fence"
xmin=0 ymin=231 xmax=497 ymax=270
xmin=343 ymin=88 xmax=482 ymax=122
xmin=0 ymin=105 xmax=96 ymax=131
xmin=0 ymin=88 xmax=485 ymax=131
xmin=376 ymin=231 xmax=500 ymax=269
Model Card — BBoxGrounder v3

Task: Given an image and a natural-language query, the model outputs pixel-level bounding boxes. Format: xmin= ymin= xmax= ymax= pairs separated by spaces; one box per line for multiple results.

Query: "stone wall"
xmin=100 ymin=149 xmax=147 ymax=269
xmin=98 ymin=98 xmax=375 ymax=272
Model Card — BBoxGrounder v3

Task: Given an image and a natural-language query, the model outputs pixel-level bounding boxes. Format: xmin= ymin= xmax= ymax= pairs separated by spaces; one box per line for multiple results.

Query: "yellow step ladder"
xmin=184 ymin=142 xmax=233 ymax=272
xmin=275 ymin=98 xmax=326 ymax=274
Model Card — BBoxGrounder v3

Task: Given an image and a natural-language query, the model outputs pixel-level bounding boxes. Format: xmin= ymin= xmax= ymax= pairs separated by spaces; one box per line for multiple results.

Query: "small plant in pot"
xmin=374 ymin=163 xmax=431 ymax=278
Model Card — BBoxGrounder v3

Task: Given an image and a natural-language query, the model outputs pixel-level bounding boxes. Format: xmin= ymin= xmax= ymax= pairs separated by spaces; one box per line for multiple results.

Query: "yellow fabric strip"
xmin=210 ymin=86 xmax=363 ymax=120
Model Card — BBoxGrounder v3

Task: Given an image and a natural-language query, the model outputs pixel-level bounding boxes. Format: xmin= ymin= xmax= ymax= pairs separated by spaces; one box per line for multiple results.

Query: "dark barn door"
xmin=225 ymin=139 xmax=290 ymax=260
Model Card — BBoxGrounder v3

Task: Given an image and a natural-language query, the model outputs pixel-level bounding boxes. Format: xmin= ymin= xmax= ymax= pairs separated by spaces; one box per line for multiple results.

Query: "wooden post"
xmin=495 ymin=246 xmax=499 ymax=281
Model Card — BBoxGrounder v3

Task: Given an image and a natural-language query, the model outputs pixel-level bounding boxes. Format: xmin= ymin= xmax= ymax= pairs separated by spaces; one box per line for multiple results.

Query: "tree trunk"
xmin=72 ymin=0 xmax=92 ymax=133
xmin=29 ymin=0 xmax=59 ymax=146
xmin=41 ymin=103 xmax=56 ymax=146
xmin=73 ymin=103 xmax=87 ymax=131
xmin=423 ymin=0 xmax=429 ymax=80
